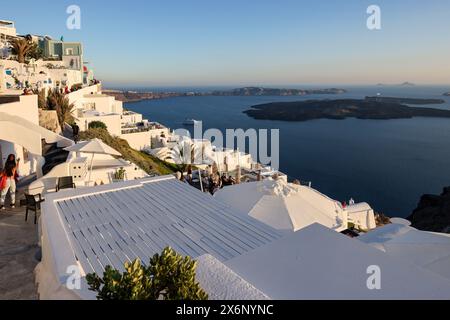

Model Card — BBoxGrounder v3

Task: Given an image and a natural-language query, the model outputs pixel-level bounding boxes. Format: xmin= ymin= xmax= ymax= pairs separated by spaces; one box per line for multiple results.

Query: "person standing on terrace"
xmin=72 ymin=123 xmax=80 ymax=144
xmin=0 ymin=154 xmax=20 ymax=210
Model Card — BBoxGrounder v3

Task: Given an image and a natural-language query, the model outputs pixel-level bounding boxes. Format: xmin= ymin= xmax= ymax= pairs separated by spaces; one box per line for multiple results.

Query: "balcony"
xmin=121 ymin=122 xmax=166 ymax=135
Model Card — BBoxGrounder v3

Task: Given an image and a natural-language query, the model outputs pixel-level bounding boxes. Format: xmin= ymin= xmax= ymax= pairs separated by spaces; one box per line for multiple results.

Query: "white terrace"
xmin=37 ymin=174 xmax=450 ymax=300
xmin=37 ymin=176 xmax=282 ymax=299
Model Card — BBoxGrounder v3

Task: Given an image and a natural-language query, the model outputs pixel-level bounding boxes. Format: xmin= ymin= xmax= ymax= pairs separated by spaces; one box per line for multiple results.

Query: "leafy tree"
xmin=9 ymin=37 xmax=42 ymax=63
xmin=9 ymin=37 xmax=34 ymax=63
xmin=86 ymin=247 xmax=208 ymax=300
xmin=46 ymin=89 xmax=74 ymax=131
xmin=169 ymin=140 xmax=202 ymax=173
xmin=32 ymin=88 xmax=46 ymax=109
xmin=46 ymin=88 xmax=59 ymax=110
xmin=56 ymin=96 xmax=75 ymax=131
xmin=88 ymin=121 xmax=108 ymax=130
xmin=26 ymin=42 xmax=44 ymax=60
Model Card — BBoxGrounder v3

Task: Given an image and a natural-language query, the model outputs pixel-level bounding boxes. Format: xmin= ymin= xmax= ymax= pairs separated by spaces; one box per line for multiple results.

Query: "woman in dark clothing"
xmin=0 ymin=154 xmax=20 ymax=210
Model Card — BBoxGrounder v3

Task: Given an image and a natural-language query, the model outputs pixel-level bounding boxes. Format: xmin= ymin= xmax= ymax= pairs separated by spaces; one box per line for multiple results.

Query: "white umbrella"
xmin=215 ymin=178 xmax=347 ymax=232
xmin=64 ymin=138 xmax=121 ymax=184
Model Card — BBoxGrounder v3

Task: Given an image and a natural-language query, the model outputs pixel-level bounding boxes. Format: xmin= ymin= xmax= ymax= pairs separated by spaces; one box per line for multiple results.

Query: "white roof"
xmin=346 ymin=202 xmax=373 ymax=213
xmin=225 ymin=223 xmax=450 ymax=299
xmin=357 ymin=223 xmax=415 ymax=245
xmin=39 ymin=176 xmax=281 ymax=299
xmin=215 ymin=179 xmax=346 ymax=232
xmin=389 ymin=217 xmax=412 ymax=226
xmin=64 ymin=138 xmax=121 ymax=156
xmin=90 ymin=158 xmax=129 ymax=168
xmin=195 ymin=254 xmax=270 ymax=300
xmin=359 ymin=223 xmax=450 ymax=281
xmin=0 ymin=20 xmax=14 ymax=26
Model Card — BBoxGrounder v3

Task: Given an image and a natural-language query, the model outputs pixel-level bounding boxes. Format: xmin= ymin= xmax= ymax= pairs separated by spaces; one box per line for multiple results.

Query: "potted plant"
xmin=112 ymin=167 xmax=126 ymax=182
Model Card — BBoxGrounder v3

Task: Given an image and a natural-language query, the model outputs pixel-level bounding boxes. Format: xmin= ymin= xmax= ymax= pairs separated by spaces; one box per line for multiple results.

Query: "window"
xmin=83 ymin=103 xmax=96 ymax=111
xmin=23 ymin=147 xmax=30 ymax=162
xmin=66 ymin=48 xmax=74 ymax=55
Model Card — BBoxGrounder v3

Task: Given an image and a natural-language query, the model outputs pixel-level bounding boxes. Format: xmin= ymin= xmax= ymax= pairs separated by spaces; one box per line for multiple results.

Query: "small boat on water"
xmin=183 ymin=118 xmax=201 ymax=125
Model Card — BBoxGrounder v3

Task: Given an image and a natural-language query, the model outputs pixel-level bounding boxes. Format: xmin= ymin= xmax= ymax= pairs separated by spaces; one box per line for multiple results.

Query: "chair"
xmin=25 ymin=194 xmax=45 ymax=224
xmin=56 ymin=176 xmax=76 ymax=192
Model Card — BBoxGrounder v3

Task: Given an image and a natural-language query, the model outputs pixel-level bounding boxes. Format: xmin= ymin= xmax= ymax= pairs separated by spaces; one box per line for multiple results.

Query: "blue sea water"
xmin=125 ymin=85 xmax=450 ymax=217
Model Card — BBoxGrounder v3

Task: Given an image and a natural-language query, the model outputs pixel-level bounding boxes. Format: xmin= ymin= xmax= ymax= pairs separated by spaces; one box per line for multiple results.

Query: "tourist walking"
xmin=72 ymin=123 xmax=80 ymax=144
xmin=0 ymin=154 xmax=20 ymax=210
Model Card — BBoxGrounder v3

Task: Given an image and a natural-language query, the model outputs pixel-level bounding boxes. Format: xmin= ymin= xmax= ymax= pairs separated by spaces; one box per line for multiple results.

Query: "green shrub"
xmin=86 ymin=247 xmax=208 ymax=300
xmin=32 ymin=88 xmax=46 ymax=109
xmin=70 ymin=83 xmax=83 ymax=91
xmin=88 ymin=121 xmax=108 ymax=130
xmin=113 ymin=167 xmax=126 ymax=180
xmin=375 ymin=212 xmax=391 ymax=226
xmin=78 ymin=128 xmax=178 ymax=175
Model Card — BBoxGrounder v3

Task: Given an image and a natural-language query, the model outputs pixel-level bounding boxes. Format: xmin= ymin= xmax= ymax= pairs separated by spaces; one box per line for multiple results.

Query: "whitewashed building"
xmin=69 ymin=84 xmax=170 ymax=151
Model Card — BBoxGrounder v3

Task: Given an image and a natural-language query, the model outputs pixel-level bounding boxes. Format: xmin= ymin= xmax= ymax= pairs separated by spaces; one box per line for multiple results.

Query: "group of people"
xmin=22 ymin=87 xmax=34 ymax=95
xmin=175 ymin=167 xmax=237 ymax=195
xmin=0 ymin=154 xmax=20 ymax=210
xmin=220 ymin=173 xmax=237 ymax=187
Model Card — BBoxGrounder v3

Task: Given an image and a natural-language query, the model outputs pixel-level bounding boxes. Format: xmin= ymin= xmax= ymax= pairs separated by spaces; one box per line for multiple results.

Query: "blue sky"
xmin=2 ymin=0 xmax=450 ymax=87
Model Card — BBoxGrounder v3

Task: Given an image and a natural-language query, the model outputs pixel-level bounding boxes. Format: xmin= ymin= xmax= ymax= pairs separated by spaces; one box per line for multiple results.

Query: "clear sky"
xmin=2 ymin=0 xmax=450 ymax=87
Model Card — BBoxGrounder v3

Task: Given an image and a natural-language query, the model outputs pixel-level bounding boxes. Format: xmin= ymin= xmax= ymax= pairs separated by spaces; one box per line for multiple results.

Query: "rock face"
xmin=365 ymin=96 xmax=445 ymax=105
xmin=408 ymin=187 xmax=450 ymax=233
xmin=38 ymin=109 xmax=61 ymax=134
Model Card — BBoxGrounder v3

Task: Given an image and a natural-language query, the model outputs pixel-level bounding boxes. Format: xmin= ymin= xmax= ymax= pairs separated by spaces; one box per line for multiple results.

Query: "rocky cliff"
xmin=408 ymin=187 xmax=450 ymax=233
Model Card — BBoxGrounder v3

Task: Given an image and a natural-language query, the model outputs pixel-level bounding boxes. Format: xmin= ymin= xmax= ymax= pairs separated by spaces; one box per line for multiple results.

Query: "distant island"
xmin=211 ymin=87 xmax=347 ymax=96
xmin=102 ymin=90 xmax=202 ymax=103
xmin=365 ymin=96 xmax=445 ymax=105
xmin=376 ymin=82 xmax=416 ymax=87
xmin=104 ymin=87 xmax=347 ymax=103
xmin=244 ymin=98 xmax=450 ymax=122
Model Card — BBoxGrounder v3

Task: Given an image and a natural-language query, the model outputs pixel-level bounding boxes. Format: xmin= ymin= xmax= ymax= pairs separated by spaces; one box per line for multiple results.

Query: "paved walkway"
xmin=0 ymin=181 xmax=39 ymax=300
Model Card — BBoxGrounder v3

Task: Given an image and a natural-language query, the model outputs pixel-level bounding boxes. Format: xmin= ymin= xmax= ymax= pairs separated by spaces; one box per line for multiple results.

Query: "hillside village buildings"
xmin=2 ymin=19 xmax=450 ymax=300
xmin=0 ymin=21 xmax=157 ymax=192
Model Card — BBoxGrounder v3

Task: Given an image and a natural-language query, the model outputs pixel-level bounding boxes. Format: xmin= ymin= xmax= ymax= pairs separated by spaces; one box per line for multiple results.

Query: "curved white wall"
xmin=0 ymin=120 xmax=42 ymax=155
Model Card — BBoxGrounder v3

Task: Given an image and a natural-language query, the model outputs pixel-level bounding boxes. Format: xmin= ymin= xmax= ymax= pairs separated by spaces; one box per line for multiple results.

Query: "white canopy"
xmin=64 ymin=138 xmax=121 ymax=156
xmin=215 ymin=178 xmax=347 ymax=232
xmin=225 ymin=223 xmax=450 ymax=299
xmin=359 ymin=223 xmax=450 ymax=281
xmin=64 ymin=139 xmax=121 ymax=183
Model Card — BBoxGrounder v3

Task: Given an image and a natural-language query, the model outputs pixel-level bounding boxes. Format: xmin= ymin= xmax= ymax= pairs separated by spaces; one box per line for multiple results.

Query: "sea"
xmin=122 ymin=85 xmax=450 ymax=218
